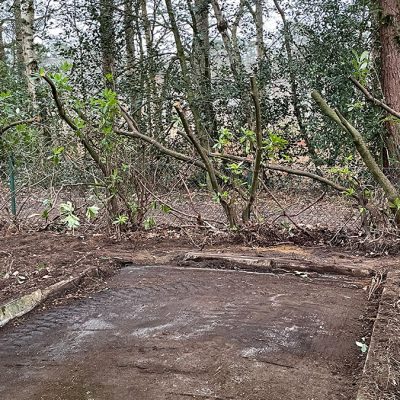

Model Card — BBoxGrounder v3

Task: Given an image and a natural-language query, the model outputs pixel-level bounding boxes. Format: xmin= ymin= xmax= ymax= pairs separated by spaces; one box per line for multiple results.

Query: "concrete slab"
xmin=0 ymin=265 xmax=372 ymax=400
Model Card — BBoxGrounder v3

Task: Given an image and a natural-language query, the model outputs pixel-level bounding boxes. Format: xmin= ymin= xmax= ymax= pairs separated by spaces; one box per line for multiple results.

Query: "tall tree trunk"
xmin=211 ymin=0 xmax=252 ymax=124
xmin=0 ymin=22 xmax=5 ymax=63
xmin=165 ymin=0 xmax=238 ymax=227
xmin=191 ymin=0 xmax=216 ymax=140
xmin=99 ymin=0 xmax=119 ymax=218
xmin=245 ymin=0 xmax=266 ymax=64
xmin=13 ymin=0 xmax=25 ymax=76
xmin=99 ymin=0 xmax=116 ymax=87
xmin=124 ymin=0 xmax=136 ymax=69
xmin=140 ymin=0 xmax=157 ymax=132
xmin=20 ymin=0 xmax=37 ymax=100
xmin=123 ymin=0 xmax=137 ymax=111
xmin=379 ymin=0 xmax=400 ymax=167
xmin=273 ymin=0 xmax=320 ymax=167
xmin=211 ymin=0 xmax=244 ymax=80
xmin=255 ymin=0 xmax=265 ymax=62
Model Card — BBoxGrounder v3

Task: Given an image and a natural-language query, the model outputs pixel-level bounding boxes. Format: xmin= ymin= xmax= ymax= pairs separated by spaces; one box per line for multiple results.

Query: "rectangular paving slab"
xmin=0 ymin=265 xmax=373 ymax=400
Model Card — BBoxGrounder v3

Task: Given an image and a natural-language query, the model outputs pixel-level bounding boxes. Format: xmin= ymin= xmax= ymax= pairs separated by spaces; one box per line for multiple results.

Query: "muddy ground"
xmin=0 ymin=229 xmax=399 ymax=399
xmin=0 ymin=263 xmax=377 ymax=400
xmin=0 ymin=229 xmax=397 ymax=306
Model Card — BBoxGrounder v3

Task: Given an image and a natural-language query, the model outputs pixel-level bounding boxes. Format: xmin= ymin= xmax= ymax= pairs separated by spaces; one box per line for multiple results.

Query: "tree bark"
xmin=13 ymin=0 xmax=25 ymax=76
xmin=99 ymin=0 xmax=116 ymax=86
xmin=245 ymin=0 xmax=266 ymax=63
xmin=190 ymin=0 xmax=216 ymax=140
xmin=210 ymin=0 xmax=252 ymax=123
xmin=211 ymin=0 xmax=244 ymax=80
xmin=0 ymin=22 xmax=6 ymax=63
xmin=20 ymin=0 xmax=37 ymax=99
xmin=378 ymin=0 xmax=400 ymax=166
xmin=123 ymin=0 xmax=138 ymax=112
xmin=242 ymin=77 xmax=263 ymax=222
xmin=124 ymin=0 xmax=136 ymax=70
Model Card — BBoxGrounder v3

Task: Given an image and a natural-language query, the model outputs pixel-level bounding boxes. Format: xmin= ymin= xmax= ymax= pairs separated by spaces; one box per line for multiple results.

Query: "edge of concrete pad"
xmin=0 ymin=265 xmax=104 ymax=328
xmin=356 ymin=269 xmax=400 ymax=400
xmin=177 ymin=251 xmax=375 ymax=278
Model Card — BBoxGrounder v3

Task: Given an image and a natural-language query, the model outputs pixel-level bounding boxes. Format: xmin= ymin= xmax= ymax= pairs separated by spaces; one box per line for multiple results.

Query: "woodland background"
xmin=1 ymin=0 xmax=400 ymax=245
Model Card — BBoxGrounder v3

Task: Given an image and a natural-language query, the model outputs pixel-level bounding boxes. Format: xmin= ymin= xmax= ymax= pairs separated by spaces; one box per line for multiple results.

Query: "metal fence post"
xmin=8 ymin=153 xmax=16 ymax=217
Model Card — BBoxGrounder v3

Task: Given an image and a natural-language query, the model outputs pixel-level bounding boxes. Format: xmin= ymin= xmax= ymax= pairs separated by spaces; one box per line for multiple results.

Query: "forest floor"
xmin=0 ymin=230 xmax=399 ymax=399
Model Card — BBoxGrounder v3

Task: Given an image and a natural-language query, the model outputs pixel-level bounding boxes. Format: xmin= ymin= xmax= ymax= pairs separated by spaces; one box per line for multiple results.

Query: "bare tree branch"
xmin=350 ymin=76 xmax=400 ymax=120
xmin=0 ymin=116 xmax=39 ymax=136
xmin=312 ymin=90 xmax=399 ymax=203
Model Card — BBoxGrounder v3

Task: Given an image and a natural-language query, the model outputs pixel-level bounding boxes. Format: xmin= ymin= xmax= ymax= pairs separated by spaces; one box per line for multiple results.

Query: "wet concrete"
xmin=0 ymin=265 xmax=371 ymax=399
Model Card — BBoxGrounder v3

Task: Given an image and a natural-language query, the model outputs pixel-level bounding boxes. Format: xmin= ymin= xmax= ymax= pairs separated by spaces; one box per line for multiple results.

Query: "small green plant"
xmin=227 ymin=162 xmax=244 ymax=176
xmin=86 ymin=205 xmax=100 ymax=221
xmin=113 ymin=214 xmax=129 ymax=239
xmin=212 ymin=191 xmax=229 ymax=204
xmin=347 ymin=100 xmax=364 ymax=112
xmin=214 ymin=127 xmax=233 ymax=151
xmin=36 ymin=262 xmax=47 ymax=271
xmin=356 ymin=338 xmax=368 ymax=354
xmin=60 ymin=201 xmax=80 ymax=233
xmin=48 ymin=146 xmax=65 ymax=165
xmin=262 ymin=131 xmax=288 ymax=160
xmin=41 ymin=199 xmax=52 ymax=222
xmin=113 ymin=214 xmax=128 ymax=225
xmin=144 ymin=217 xmax=156 ymax=230
xmin=160 ymin=203 xmax=172 ymax=214
xmin=389 ymin=197 xmax=400 ymax=212
xmin=239 ymin=128 xmax=256 ymax=154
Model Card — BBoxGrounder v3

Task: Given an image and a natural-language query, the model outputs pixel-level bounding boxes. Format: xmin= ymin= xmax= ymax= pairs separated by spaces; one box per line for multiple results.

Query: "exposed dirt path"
xmin=0 ymin=264 xmax=373 ymax=400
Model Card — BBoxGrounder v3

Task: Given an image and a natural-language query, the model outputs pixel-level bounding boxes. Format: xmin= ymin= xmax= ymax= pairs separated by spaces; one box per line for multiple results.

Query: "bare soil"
xmin=1 ymin=230 xmax=398 ymax=399
xmin=0 ymin=229 xmax=397 ymax=306
xmin=0 ymin=264 xmax=377 ymax=400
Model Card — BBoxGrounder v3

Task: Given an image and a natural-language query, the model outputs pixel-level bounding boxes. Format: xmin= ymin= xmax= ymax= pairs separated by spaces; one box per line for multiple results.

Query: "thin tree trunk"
xmin=273 ymin=0 xmax=319 ymax=166
xmin=99 ymin=0 xmax=119 ymax=217
xmin=379 ymin=0 xmax=400 ymax=166
xmin=124 ymin=0 xmax=136 ymax=70
xmin=312 ymin=90 xmax=400 ymax=205
xmin=245 ymin=0 xmax=266 ymax=63
xmin=123 ymin=0 xmax=137 ymax=111
xmin=0 ymin=22 xmax=5 ymax=63
xmin=165 ymin=0 xmax=238 ymax=227
xmin=13 ymin=0 xmax=25 ymax=76
xmin=140 ymin=0 xmax=157 ymax=132
xmin=255 ymin=0 xmax=265 ymax=62
xmin=211 ymin=0 xmax=252 ymax=123
xmin=211 ymin=0 xmax=244 ymax=80
xmin=20 ymin=0 xmax=37 ymax=100
xmin=191 ymin=0 xmax=216 ymax=141
xmin=243 ymin=77 xmax=263 ymax=222
xmin=99 ymin=0 xmax=116 ymax=86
